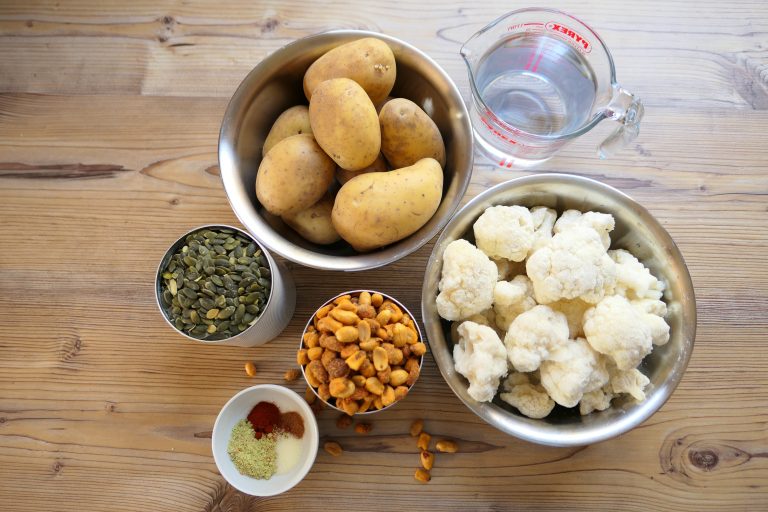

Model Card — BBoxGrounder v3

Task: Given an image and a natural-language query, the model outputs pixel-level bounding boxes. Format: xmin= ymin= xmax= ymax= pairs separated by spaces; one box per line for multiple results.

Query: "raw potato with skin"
xmin=309 ymin=78 xmax=381 ymax=171
xmin=335 ymin=153 xmax=388 ymax=185
xmin=262 ymin=105 xmax=312 ymax=157
xmin=379 ymin=98 xmax=446 ymax=169
xmin=282 ymin=194 xmax=340 ymax=245
xmin=255 ymin=134 xmax=335 ymax=217
xmin=332 ymin=158 xmax=443 ymax=252
xmin=303 ymin=38 xmax=396 ymax=105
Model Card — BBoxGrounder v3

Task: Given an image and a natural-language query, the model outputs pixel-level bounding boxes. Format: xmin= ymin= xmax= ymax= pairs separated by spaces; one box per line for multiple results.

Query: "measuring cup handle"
xmin=598 ymin=86 xmax=644 ymax=159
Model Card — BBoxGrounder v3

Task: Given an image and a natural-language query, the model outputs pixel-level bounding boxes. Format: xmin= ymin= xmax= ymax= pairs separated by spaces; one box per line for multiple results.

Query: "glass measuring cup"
xmin=461 ymin=8 xmax=644 ymax=168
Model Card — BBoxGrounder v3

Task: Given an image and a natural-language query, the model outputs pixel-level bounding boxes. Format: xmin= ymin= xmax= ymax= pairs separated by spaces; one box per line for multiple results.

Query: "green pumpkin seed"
xmin=215 ymin=295 xmax=226 ymax=308
xmin=190 ymin=310 xmax=200 ymax=324
xmin=217 ymin=306 xmax=235 ymax=319
xmin=243 ymin=312 xmax=256 ymax=323
xmin=210 ymin=275 xmax=223 ymax=287
xmin=181 ymin=288 xmax=197 ymax=299
xmin=246 ymin=304 xmax=260 ymax=315
xmin=218 ymin=320 xmax=230 ymax=331
xmin=233 ymin=304 xmax=246 ymax=324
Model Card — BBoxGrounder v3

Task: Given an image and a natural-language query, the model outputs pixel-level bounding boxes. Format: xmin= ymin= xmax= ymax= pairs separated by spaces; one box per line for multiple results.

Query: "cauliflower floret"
xmin=554 ymin=209 xmax=615 ymax=249
xmin=646 ymin=314 xmax=670 ymax=346
xmin=609 ymin=249 xmax=665 ymax=300
xmin=437 ymin=239 xmax=497 ymax=321
xmin=608 ymin=367 xmax=650 ymax=401
xmin=540 ymin=338 xmax=609 ymax=408
xmin=579 ymin=388 xmax=614 ymax=415
xmin=500 ymin=373 xmax=555 ymax=419
xmin=526 ymin=226 xmax=617 ymax=304
xmin=453 ymin=321 xmax=509 ymax=402
xmin=504 ymin=305 xmax=569 ymax=372
xmin=549 ymin=298 xmax=590 ymax=338
xmin=493 ymin=275 xmax=537 ymax=331
xmin=631 ymin=298 xmax=668 ymax=317
xmin=492 ymin=257 xmax=526 ymax=281
xmin=473 ymin=205 xmax=533 ymax=262
xmin=583 ymin=295 xmax=654 ymax=370
xmin=529 ymin=206 xmax=557 ymax=254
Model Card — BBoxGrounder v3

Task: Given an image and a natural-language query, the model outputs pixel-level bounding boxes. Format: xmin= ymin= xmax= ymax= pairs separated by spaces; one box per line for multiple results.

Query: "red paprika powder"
xmin=247 ymin=401 xmax=281 ymax=439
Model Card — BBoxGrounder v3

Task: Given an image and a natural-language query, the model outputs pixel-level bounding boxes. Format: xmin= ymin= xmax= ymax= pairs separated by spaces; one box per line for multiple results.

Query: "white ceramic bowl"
xmin=212 ymin=384 xmax=319 ymax=496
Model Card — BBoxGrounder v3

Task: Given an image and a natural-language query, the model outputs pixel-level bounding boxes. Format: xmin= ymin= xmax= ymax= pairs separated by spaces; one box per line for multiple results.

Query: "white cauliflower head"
xmin=539 ymin=338 xmax=609 ymax=408
xmin=526 ymin=226 xmax=617 ymax=304
xmin=583 ymin=295 xmax=654 ymax=370
xmin=437 ymin=239 xmax=497 ymax=321
xmin=529 ymin=206 xmax=557 ymax=255
xmin=493 ymin=275 xmax=537 ymax=331
xmin=579 ymin=388 xmax=614 ymax=416
xmin=500 ymin=373 xmax=555 ymax=419
xmin=608 ymin=367 xmax=650 ymax=401
xmin=453 ymin=321 xmax=509 ymax=402
xmin=554 ymin=209 xmax=615 ymax=249
xmin=504 ymin=305 xmax=569 ymax=372
xmin=473 ymin=205 xmax=533 ymax=262
xmin=549 ymin=298 xmax=590 ymax=338
xmin=609 ymin=249 xmax=665 ymax=300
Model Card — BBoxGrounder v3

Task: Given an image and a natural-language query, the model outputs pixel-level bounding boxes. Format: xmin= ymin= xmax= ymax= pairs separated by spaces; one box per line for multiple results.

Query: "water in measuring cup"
xmin=476 ymin=34 xmax=597 ymax=136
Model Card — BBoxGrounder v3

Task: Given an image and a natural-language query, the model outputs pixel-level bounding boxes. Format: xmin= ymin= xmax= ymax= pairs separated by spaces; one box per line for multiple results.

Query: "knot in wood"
xmin=688 ymin=448 xmax=719 ymax=471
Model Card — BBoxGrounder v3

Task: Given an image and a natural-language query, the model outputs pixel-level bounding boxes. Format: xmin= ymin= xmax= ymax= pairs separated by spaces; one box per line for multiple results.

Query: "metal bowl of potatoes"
xmin=219 ymin=30 xmax=473 ymax=271
xmin=421 ymin=174 xmax=696 ymax=447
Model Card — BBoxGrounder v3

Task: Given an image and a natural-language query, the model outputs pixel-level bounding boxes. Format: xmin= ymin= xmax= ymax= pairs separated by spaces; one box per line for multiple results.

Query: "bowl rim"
xmin=211 ymin=384 xmax=319 ymax=496
xmin=421 ymin=173 xmax=697 ymax=446
xmin=299 ymin=289 xmax=425 ymax=414
xmin=154 ymin=223 xmax=276 ymax=344
xmin=218 ymin=29 xmax=473 ymax=272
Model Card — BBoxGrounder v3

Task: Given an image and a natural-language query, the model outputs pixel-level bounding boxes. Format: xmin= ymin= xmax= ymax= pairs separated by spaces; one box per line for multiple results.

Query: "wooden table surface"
xmin=1 ymin=1 xmax=767 ymax=510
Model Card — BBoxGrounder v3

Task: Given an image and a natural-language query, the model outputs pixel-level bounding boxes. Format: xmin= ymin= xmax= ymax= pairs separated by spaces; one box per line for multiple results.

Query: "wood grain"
xmin=1 ymin=0 xmax=767 ymax=510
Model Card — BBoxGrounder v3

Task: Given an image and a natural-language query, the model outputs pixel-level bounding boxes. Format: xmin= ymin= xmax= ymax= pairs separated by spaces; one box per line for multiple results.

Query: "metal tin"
xmin=422 ymin=174 xmax=696 ymax=446
xmin=299 ymin=290 xmax=425 ymax=414
xmin=218 ymin=30 xmax=474 ymax=271
xmin=155 ymin=224 xmax=296 ymax=347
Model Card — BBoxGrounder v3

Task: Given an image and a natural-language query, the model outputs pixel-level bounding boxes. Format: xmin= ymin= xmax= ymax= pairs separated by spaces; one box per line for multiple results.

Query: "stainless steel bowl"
xmin=219 ymin=30 xmax=473 ymax=271
xmin=421 ymin=174 xmax=696 ymax=446
xmin=299 ymin=290 xmax=424 ymax=414
xmin=155 ymin=224 xmax=296 ymax=347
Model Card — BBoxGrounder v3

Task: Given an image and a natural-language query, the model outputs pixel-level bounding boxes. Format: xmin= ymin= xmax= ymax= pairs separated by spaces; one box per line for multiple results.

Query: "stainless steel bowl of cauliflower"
xmin=421 ymin=173 xmax=696 ymax=447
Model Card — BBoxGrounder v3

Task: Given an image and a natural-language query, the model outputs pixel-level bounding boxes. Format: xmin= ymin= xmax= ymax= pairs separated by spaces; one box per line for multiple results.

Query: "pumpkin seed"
xmin=217 ymin=306 xmax=236 ymax=319
xmin=206 ymin=308 xmax=220 ymax=319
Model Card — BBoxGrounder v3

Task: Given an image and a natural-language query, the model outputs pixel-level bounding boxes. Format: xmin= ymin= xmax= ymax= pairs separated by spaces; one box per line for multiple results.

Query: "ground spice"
xmin=278 ymin=412 xmax=305 ymax=438
xmin=247 ymin=401 xmax=281 ymax=439
xmin=227 ymin=419 xmax=277 ymax=479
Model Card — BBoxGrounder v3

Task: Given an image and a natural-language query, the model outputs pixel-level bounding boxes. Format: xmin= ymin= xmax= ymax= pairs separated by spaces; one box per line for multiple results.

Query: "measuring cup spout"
xmin=597 ymin=85 xmax=644 ymax=159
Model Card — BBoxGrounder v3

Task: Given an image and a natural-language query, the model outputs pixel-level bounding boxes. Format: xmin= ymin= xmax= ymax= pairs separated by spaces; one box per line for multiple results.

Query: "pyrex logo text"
xmin=545 ymin=22 xmax=592 ymax=53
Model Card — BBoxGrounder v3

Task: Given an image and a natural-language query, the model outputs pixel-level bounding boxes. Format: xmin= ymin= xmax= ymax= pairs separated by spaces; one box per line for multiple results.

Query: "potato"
xmin=262 ymin=105 xmax=312 ymax=157
xmin=379 ymin=98 xmax=446 ymax=169
xmin=282 ymin=194 xmax=341 ymax=245
xmin=255 ymin=134 xmax=335 ymax=216
xmin=309 ymin=78 xmax=381 ymax=171
xmin=303 ymin=38 xmax=396 ymax=105
xmin=332 ymin=158 xmax=443 ymax=251
xmin=336 ymin=153 xmax=388 ymax=185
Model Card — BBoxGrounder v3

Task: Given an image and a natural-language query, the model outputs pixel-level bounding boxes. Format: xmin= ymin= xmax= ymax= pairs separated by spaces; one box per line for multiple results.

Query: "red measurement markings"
xmin=498 ymin=158 xmax=514 ymax=168
xmin=479 ymin=115 xmax=519 ymax=145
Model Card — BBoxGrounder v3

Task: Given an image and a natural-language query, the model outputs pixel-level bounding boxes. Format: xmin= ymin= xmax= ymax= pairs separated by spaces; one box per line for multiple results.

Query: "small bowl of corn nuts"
xmin=298 ymin=290 xmax=426 ymax=415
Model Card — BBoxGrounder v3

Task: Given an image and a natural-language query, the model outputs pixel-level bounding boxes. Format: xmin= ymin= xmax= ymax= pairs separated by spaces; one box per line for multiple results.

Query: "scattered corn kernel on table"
xmin=1 ymin=0 xmax=767 ymax=510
